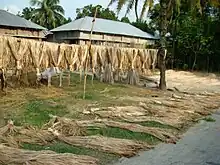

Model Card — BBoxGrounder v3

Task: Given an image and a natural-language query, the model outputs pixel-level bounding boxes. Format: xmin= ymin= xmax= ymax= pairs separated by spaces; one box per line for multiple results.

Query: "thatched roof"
xmin=51 ymin=16 xmax=158 ymax=40
xmin=0 ymin=9 xmax=46 ymax=30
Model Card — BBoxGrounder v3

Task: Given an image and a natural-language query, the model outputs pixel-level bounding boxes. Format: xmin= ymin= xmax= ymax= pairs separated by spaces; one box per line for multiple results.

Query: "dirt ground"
xmin=150 ymin=70 xmax=220 ymax=93
xmin=0 ymin=70 xmax=220 ymax=165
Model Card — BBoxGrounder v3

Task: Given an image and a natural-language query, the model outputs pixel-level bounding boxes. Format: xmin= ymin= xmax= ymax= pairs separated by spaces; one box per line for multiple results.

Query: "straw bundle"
xmin=56 ymin=135 xmax=151 ymax=157
xmin=0 ymin=144 xmax=98 ymax=165
xmin=48 ymin=116 xmax=179 ymax=143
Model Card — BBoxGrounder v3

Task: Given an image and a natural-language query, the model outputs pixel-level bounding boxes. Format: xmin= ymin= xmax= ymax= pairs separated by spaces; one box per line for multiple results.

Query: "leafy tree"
xmin=121 ymin=16 xmax=130 ymax=23
xmin=17 ymin=7 xmax=35 ymax=20
xmin=30 ymin=0 xmax=66 ymax=29
xmin=109 ymin=0 xmax=220 ymax=89
xmin=131 ymin=21 xmax=154 ymax=35
xmin=109 ymin=0 xmax=180 ymax=90
xmin=76 ymin=5 xmax=118 ymax=21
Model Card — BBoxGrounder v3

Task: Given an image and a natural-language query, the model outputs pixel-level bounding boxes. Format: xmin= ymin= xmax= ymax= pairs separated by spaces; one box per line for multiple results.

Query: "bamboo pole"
xmin=83 ymin=7 xmax=98 ymax=99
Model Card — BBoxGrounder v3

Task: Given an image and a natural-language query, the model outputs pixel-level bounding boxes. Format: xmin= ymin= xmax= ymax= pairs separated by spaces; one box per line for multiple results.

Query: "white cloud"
xmin=3 ymin=5 xmax=20 ymax=15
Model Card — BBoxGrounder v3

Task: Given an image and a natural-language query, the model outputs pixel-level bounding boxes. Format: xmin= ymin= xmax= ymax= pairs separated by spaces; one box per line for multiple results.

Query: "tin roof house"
xmin=49 ymin=16 xmax=158 ymax=48
xmin=0 ymin=9 xmax=47 ymax=40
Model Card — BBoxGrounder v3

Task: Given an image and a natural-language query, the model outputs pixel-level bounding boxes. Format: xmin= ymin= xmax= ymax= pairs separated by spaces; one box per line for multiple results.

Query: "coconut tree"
xmin=30 ymin=0 xmax=65 ymax=29
xmin=109 ymin=0 xmax=219 ymax=90
xmin=109 ymin=0 xmax=178 ymax=90
xmin=108 ymin=0 xmax=153 ymax=22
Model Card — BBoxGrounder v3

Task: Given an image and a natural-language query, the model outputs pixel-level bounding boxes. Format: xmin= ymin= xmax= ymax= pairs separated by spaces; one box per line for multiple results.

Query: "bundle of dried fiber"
xmin=0 ymin=121 xmax=55 ymax=147
xmin=0 ymin=37 xmax=11 ymax=69
xmin=54 ymin=135 xmax=151 ymax=157
xmin=78 ymin=45 xmax=88 ymax=82
xmin=135 ymin=50 xmax=142 ymax=74
xmin=46 ymin=43 xmax=63 ymax=68
xmin=150 ymin=49 xmax=158 ymax=71
xmin=43 ymin=115 xmax=86 ymax=136
xmin=117 ymin=48 xmax=127 ymax=82
xmin=58 ymin=44 xmax=67 ymax=69
xmin=102 ymin=63 xmax=114 ymax=84
xmin=7 ymin=37 xmax=29 ymax=86
xmin=0 ymin=144 xmax=98 ymax=165
xmin=86 ymin=106 xmax=182 ymax=127
xmin=89 ymin=45 xmax=98 ymax=83
xmin=126 ymin=49 xmax=140 ymax=85
xmin=77 ymin=119 xmax=179 ymax=143
xmin=96 ymin=47 xmax=106 ymax=82
xmin=28 ymin=40 xmax=45 ymax=77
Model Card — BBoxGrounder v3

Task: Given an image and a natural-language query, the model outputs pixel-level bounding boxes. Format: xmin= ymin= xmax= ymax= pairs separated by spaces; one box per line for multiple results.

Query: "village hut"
xmin=0 ymin=9 xmax=47 ymax=41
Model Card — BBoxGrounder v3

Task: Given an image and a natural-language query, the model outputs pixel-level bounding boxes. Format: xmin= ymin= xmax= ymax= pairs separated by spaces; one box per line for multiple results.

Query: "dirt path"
xmin=113 ymin=111 xmax=220 ymax=165
xmin=150 ymin=70 xmax=220 ymax=93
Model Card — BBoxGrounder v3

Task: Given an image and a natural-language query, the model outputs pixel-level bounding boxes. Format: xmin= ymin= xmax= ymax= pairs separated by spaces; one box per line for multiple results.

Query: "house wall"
xmin=49 ymin=31 xmax=155 ymax=48
xmin=0 ymin=26 xmax=45 ymax=40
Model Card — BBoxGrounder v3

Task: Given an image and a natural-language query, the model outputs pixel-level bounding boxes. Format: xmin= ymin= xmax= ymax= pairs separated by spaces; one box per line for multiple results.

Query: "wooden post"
xmin=83 ymin=7 xmax=98 ymax=99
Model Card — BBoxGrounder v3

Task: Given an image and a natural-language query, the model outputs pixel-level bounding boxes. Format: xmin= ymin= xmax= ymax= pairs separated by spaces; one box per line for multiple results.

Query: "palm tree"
xmin=109 ymin=0 xmax=177 ymax=90
xmin=108 ymin=0 xmax=219 ymax=90
xmin=108 ymin=0 xmax=153 ymax=22
xmin=30 ymin=0 xmax=65 ymax=29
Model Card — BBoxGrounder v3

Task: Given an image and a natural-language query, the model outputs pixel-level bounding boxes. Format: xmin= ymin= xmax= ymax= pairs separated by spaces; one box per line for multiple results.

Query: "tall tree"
xmin=17 ymin=7 xmax=35 ymax=20
xmin=108 ymin=0 xmax=153 ymax=22
xmin=109 ymin=0 xmax=178 ymax=90
xmin=30 ymin=0 xmax=65 ymax=29
xmin=76 ymin=5 xmax=118 ymax=21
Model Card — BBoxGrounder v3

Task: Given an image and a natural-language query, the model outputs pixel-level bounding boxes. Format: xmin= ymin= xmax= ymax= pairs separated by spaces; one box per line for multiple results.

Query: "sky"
xmin=0 ymin=0 xmax=141 ymax=21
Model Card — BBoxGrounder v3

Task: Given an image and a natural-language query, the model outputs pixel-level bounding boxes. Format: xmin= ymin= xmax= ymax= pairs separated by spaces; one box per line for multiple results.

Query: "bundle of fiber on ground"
xmin=0 ymin=144 xmax=98 ymax=165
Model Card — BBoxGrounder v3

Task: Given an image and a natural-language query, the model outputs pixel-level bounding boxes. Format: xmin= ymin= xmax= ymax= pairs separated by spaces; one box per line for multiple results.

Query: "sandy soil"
xmin=149 ymin=70 xmax=220 ymax=93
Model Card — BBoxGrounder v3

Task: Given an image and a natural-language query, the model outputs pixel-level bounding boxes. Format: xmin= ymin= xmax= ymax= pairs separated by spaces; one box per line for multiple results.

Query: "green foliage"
xmin=132 ymin=121 xmax=178 ymax=130
xmin=76 ymin=5 xmax=118 ymax=21
xmin=121 ymin=16 xmax=130 ymax=23
xmin=17 ymin=7 xmax=35 ymax=20
xmin=18 ymin=0 xmax=69 ymax=29
xmin=132 ymin=20 xmax=155 ymax=35
xmin=202 ymin=117 xmax=216 ymax=122
xmin=15 ymin=100 xmax=67 ymax=127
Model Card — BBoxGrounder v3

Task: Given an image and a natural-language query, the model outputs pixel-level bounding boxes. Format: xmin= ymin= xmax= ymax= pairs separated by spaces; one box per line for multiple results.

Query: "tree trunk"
xmin=158 ymin=48 xmax=166 ymax=90
xmin=192 ymin=53 xmax=197 ymax=71
xmin=171 ymin=15 xmax=178 ymax=70
xmin=158 ymin=0 xmax=167 ymax=90
xmin=207 ymin=55 xmax=209 ymax=72
xmin=135 ymin=0 xmax=139 ymax=22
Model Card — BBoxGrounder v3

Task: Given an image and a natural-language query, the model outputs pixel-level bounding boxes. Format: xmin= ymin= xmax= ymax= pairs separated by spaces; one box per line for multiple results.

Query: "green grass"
xmin=22 ymin=142 xmax=119 ymax=165
xmin=86 ymin=126 xmax=160 ymax=145
xmin=13 ymin=99 xmax=68 ymax=127
xmin=202 ymin=117 xmax=216 ymax=122
xmin=114 ymin=119 xmax=179 ymax=130
xmin=134 ymin=121 xmax=179 ymax=130
xmin=75 ymin=92 xmax=100 ymax=100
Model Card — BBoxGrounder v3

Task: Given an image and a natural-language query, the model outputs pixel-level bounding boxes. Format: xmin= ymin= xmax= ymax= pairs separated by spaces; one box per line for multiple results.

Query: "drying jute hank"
xmin=0 ymin=36 xmax=159 ymax=87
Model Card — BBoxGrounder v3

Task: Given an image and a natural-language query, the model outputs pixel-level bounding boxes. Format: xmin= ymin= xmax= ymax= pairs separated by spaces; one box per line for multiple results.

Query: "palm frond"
xmin=140 ymin=0 xmax=153 ymax=19
xmin=51 ymin=5 xmax=65 ymax=15
xmin=108 ymin=0 xmax=119 ymax=7
xmin=125 ymin=0 xmax=135 ymax=15
xmin=116 ymin=0 xmax=127 ymax=14
xmin=30 ymin=0 xmax=42 ymax=6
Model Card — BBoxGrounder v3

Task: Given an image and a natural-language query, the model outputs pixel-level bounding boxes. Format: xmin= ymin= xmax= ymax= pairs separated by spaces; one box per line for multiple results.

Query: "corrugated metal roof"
xmin=51 ymin=16 xmax=158 ymax=39
xmin=0 ymin=9 xmax=46 ymax=30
